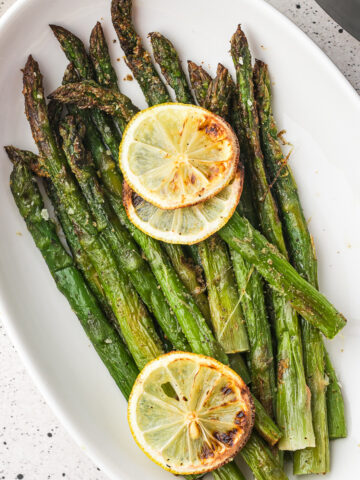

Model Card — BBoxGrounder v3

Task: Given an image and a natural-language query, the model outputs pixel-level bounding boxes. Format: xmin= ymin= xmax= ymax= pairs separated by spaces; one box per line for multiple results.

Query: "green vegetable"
xmin=254 ymin=59 xmax=332 ymax=473
xmin=149 ymin=32 xmax=194 ymax=104
xmin=324 ymin=350 xmax=347 ymax=439
xmin=7 ymin=150 xmax=138 ymax=400
xmin=23 ymin=55 xmax=163 ymax=369
xmin=220 ymin=213 xmax=346 ymax=338
xmin=240 ymin=433 xmax=288 ymax=480
xmin=50 ymin=24 xmax=122 ymax=161
xmin=110 ymin=0 xmax=171 ymax=106
xmin=161 ymin=243 xmax=211 ymax=323
xmin=213 ymin=462 xmax=246 ymax=480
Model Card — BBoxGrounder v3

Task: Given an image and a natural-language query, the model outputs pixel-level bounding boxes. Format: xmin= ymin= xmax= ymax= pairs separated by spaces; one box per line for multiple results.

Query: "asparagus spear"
xmin=324 ymin=350 xmax=347 ymax=439
xmin=198 ymin=235 xmax=249 ymax=353
xmin=161 ymin=243 xmax=211 ymax=323
xmin=189 ymin=61 xmax=276 ymax=416
xmin=48 ymin=78 xmax=347 ymax=339
xmin=7 ymin=150 xmax=138 ymax=399
xmin=23 ymin=55 xmax=164 ymax=369
xmin=230 ymin=26 xmax=316 ymax=451
xmin=240 ymin=433 xmax=288 ymax=480
xmin=110 ymin=0 xmax=171 ymax=105
xmin=89 ymin=21 xmax=127 ymax=133
xmin=219 ymin=213 xmax=346 ymax=337
xmin=58 ymin=113 xmax=190 ymax=352
xmin=149 ymin=32 xmax=194 ymax=104
xmin=212 ymin=462 xmax=246 ymax=480
xmin=254 ymin=59 xmax=333 ymax=473
xmin=50 ymin=24 xmax=122 ymax=161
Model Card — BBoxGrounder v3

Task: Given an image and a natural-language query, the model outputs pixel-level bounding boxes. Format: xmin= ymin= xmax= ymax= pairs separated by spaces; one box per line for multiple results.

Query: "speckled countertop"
xmin=0 ymin=0 xmax=359 ymax=479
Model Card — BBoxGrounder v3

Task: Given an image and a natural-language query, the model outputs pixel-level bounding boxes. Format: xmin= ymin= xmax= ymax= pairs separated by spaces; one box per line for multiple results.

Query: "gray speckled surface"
xmin=0 ymin=0 xmax=359 ymax=479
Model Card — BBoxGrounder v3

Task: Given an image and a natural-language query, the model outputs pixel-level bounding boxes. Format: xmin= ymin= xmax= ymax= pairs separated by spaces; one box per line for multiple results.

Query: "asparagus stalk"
xmin=89 ymin=21 xmax=127 ymax=133
xmin=219 ymin=213 xmax=346 ymax=337
xmin=146 ymin=39 xmax=249 ymax=354
xmin=198 ymin=235 xmax=249 ymax=353
xmin=161 ymin=243 xmax=211 ymax=322
xmin=110 ymin=0 xmax=171 ymax=106
xmin=254 ymin=59 xmax=333 ymax=473
xmin=189 ymin=61 xmax=275 ymax=416
xmin=240 ymin=433 xmax=288 ymax=480
xmin=149 ymin=32 xmax=194 ymax=104
xmin=230 ymin=26 xmax=315 ymax=451
xmin=212 ymin=462 xmax=246 ymax=480
xmin=324 ymin=350 xmax=347 ymax=439
xmin=58 ymin=114 xmax=190 ymax=352
xmin=50 ymin=24 xmax=122 ymax=161
xmin=23 ymin=55 xmax=163 ymax=370
xmin=7 ymin=150 xmax=138 ymax=399
xmin=48 ymin=78 xmax=347 ymax=339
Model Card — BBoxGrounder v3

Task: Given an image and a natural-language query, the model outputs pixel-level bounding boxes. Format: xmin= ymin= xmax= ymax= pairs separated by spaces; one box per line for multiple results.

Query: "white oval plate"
xmin=0 ymin=0 xmax=359 ymax=479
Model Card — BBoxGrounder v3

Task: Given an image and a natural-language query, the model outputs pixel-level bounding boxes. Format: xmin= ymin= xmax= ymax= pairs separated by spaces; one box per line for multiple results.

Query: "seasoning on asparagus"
xmin=50 ymin=24 xmax=122 ymax=161
xmin=110 ymin=0 xmax=171 ymax=105
xmin=149 ymin=32 xmax=194 ymax=104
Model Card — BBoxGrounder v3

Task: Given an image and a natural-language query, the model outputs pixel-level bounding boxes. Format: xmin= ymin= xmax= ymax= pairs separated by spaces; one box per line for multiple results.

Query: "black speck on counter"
xmin=296 ymin=3 xmax=301 ymax=8
xmin=339 ymin=28 xmax=343 ymax=33
xmin=17 ymin=475 xmax=24 ymax=480
xmin=47 ymin=432 xmax=52 ymax=437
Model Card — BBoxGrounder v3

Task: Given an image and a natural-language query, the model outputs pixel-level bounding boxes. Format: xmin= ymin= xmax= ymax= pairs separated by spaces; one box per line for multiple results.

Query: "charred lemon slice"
xmin=119 ymin=103 xmax=239 ymax=209
xmin=127 ymin=351 xmax=254 ymax=475
xmin=123 ymin=168 xmax=243 ymax=245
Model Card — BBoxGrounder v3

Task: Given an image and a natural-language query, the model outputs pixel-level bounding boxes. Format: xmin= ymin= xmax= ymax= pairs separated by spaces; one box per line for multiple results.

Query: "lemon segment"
xmin=127 ymin=352 xmax=255 ymax=475
xmin=119 ymin=103 xmax=239 ymax=209
xmin=123 ymin=168 xmax=243 ymax=245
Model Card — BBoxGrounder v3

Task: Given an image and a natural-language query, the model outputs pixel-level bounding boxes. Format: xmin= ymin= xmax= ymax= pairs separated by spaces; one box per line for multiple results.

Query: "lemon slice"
xmin=123 ymin=168 xmax=243 ymax=245
xmin=128 ymin=351 xmax=254 ymax=475
xmin=119 ymin=103 xmax=239 ymax=209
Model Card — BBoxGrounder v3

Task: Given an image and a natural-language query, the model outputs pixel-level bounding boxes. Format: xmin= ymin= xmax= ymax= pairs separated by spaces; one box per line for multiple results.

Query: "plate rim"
xmin=0 ymin=1 xmax=359 ymax=479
